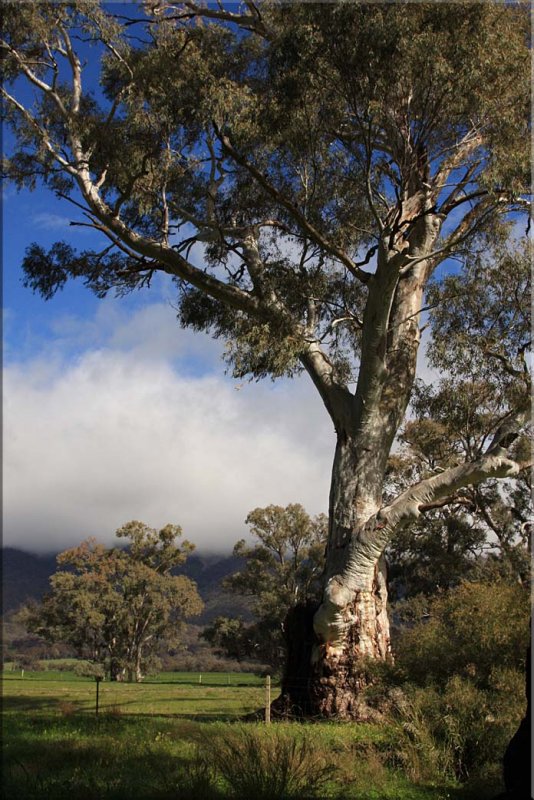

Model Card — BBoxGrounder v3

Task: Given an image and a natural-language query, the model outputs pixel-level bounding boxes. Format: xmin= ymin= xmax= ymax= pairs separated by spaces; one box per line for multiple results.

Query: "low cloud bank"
xmin=4 ymin=302 xmax=333 ymax=554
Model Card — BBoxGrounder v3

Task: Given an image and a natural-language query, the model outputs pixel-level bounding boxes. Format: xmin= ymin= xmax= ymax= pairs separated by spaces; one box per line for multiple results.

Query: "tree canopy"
xmin=3 ymin=2 xmax=529 ymax=382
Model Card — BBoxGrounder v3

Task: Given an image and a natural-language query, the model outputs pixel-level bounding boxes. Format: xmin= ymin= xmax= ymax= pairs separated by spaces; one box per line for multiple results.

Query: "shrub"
xmin=12 ymin=654 xmax=44 ymax=671
xmin=388 ymin=579 xmax=530 ymax=786
xmin=50 ymin=659 xmax=80 ymax=672
xmin=200 ymin=725 xmax=332 ymax=799
xmin=394 ymin=580 xmax=529 ymax=689
xmin=73 ymin=661 xmax=105 ymax=679
xmin=389 ymin=672 xmax=526 ymax=783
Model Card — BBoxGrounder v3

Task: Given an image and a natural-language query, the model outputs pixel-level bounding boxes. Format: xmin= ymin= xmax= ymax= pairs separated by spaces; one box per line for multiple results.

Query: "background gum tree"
xmin=3 ymin=2 xmax=530 ymax=717
xmin=24 ymin=521 xmax=203 ymax=682
xmin=204 ymin=503 xmax=326 ymax=673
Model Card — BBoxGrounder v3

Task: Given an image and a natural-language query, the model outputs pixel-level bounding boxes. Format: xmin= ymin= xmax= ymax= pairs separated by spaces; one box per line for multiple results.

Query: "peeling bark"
xmin=310 ymin=557 xmax=391 ymax=720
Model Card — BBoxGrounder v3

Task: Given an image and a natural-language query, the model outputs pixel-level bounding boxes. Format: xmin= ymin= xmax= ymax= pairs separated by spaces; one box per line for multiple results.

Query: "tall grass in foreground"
xmin=2 ymin=670 xmax=511 ymax=799
xmin=2 ymin=712 xmax=468 ymax=800
xmin=199 ymin=725 xmax=333 ymax=799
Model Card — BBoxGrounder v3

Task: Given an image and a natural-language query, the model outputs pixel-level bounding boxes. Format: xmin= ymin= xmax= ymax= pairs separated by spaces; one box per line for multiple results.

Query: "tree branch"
xmin=432 ymin=130 xmax=483 ymax=200
xmin=1 ymin=88 xmax=77 ymax=175
xmin=144 ymin=1 xmax=270 ymax=37
xmin=418 ymin=494 xmax=476 ymax=513
xmin=214 ymin=125 xmax=371 ymax=284
xmin=483 ymin=347 xmax=531 ymax=380
xmin=299 ymin=340 xmax=354 ymax=429
xmin=438 ymin=195 xmax=511 ymax=256
xmin=1 ymin=39 xmax=69 ymax=118
xmin=380 ymin=403 xmax=530 ymax=536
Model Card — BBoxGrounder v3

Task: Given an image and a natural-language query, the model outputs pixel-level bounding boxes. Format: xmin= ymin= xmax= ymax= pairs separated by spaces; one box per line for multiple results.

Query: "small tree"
xmin=203 ymin=617 xmax=255 ymax=665
xmin=24 ymin=521 xmax=203 ymax=681
xmin=204 ymin=504 xmax=326 ymax=671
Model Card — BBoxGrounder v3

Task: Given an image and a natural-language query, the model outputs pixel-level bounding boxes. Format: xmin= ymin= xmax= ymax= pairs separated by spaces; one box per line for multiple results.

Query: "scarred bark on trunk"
xmin=276 ymin=558 xmax=390 ymax=720
xmin=310 ymin=557 xmax=390 ymax=720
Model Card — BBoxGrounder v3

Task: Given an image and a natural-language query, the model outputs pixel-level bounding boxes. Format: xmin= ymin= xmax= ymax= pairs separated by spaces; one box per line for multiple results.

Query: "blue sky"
xmin=1 ymin=6 xmax=337 ymax=555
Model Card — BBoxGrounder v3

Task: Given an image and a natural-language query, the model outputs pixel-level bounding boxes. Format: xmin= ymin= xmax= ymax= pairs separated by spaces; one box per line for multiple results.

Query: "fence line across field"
xmin=4 ymin=670 xmax=358 ymax=723
xmin=2 ymin=670 xmax=285 ymax=721
xmin=6 ymin=668 xmax=316 ymax=687
xmin=90 ymin=677 xmax=275 ymax=720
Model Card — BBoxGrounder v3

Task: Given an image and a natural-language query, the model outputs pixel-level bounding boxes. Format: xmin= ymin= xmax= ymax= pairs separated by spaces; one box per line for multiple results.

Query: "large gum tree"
xmin=3 ymin=1 xmax=531 ymax=718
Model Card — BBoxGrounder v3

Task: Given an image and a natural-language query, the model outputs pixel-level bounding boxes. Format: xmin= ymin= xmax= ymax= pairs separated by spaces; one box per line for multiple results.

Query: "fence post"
xmin=265 ymin=675 xmax=271 ymax=724
xmin=199 ymin=673 xmax=202 ymax=684
xmin=95 ymin=676 xmax=102 ymax=718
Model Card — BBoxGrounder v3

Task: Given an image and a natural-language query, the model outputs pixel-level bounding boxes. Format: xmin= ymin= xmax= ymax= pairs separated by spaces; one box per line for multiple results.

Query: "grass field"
xmin=2 ymin=670 xmax=266 ymax=719
xmin=2 ymin=669 xmax=505 ymax=800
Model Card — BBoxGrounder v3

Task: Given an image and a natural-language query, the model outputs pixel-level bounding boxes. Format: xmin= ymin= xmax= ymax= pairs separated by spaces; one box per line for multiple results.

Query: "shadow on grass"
xmin=98 ymin=708 xmax=262 ymax=723
xmin=3 ymin=749 xmax=196 ymax=800
xmin=106 ymin=711 xmax=259 ymax=722
xmin=3 ymin=715 xmax=210 ymax=800
xmin=3 ymin=693 xmax=261 ymax=722
xmin=2 ymin=695 xmax=80 ymax=713
xmin=143 ymin=680 xmax=265 ymax=688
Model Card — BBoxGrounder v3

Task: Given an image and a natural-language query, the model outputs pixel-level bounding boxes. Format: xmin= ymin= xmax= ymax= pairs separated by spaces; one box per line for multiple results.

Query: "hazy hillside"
xmin=2 ymin=547 xmax=251 ymax=624
xmin=2 ymin=548 xmax=58 ymax=613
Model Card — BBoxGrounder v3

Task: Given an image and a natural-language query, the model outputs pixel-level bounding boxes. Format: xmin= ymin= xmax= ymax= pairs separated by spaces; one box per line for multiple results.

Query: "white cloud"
xmin=3 ymin=303 xmax=334 ymax=554
xmin=49 ymin=299 xmax=224 ymax=370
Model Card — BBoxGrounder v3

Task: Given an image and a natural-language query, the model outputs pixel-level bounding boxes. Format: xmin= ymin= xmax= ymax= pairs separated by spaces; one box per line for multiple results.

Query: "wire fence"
xmin=3 ymin=668 xmax=346 ymax=722
xmin=2 ymin=669 xmax=288 ymax=721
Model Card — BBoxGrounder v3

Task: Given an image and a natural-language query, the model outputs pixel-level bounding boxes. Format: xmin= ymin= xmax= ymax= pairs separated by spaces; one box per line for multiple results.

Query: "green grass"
xmin=2 ymin=670 xmax=268 ymax=718
xmin=2 ymin=714 xmax=457 ymax=800
xmin=3 ymin=667 xmax=264 ymax=685
xmin=1 ymin=670 xmax=505 ymax=800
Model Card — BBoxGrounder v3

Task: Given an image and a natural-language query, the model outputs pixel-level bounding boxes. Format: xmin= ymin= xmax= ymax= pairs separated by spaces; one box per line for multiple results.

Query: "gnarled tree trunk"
xmin=310 ymin=561 xmax=390 ymax=719
xmin=279 ymin=431 xmax=394 ymax=720
xmin=281 ymin=235 xmax=430 ymax=718
xmin=280 ymin=213 xmax=527 ymax=721
xmin=309 ymin=430 xmax=393 ymax=719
